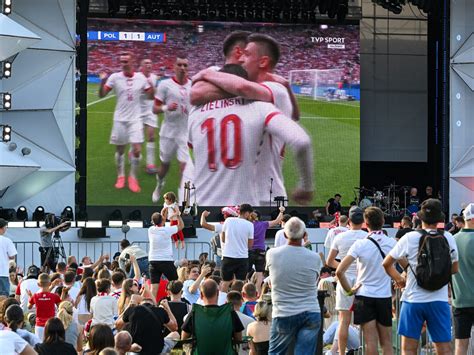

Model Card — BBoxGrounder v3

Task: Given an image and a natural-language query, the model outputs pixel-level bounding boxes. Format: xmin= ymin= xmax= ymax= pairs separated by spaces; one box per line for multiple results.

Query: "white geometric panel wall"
xmin=0 ymin=0 xmax=76 ymax=215
xmin=450 ymin=0 xmax=474 ymax=214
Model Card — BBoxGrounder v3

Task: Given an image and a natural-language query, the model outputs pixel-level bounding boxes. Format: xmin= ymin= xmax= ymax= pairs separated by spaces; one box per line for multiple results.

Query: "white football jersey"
xmin=256 ymin=81 xmax=293 ymax=205
xmin=105 ymin=72 xmax=151 ymax=122
xmin=155 ymin=77 xmax=192 ymax=140
xmin=188 ymin=98 xmax=313 ymax=206
xmin=139 ymin=72 xmax=158 ymax=119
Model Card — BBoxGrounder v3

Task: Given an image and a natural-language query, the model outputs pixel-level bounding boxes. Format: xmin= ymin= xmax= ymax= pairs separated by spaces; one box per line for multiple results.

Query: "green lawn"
xmin=86 ymin=84 xmax=359 ymax=206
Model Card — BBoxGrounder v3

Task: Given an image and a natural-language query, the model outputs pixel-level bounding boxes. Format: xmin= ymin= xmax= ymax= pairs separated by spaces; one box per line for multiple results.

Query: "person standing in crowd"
xmin=266 ymin=217 xmax=322 ymax=354
xmin=221 ymin=204 xmax=254 ymax=292
xmin=151 ymin=55 xmax=192 ymax=203
xmin=0 ymin=219 xmax=17 ymax=296
xmin=33 ymin=317 xmax=76 ymax=355
xmin=118 ymin=239 xmax=149 ymax=278
xmin=326 ymin=194 xmax=342 ymax=216
xmin=249 ymin=206 xmax=285 ymax=295
xmin=454 ymin=216 xmax=466 ymax=234
xmin=326 ymin=206 xmax=367 ymax=355
xmin=336 ymin=207 xmax=396 ymax=355
xmin=227 ymin=291 xmax=255 ymax=335
xmin=39 ymin=215 xmax=70 ymax=272
xmin=446 ymin=213 xmax=459 ymax=232
xmin=121 ymin=298 xmax=178 ymax=355
xmin=15 ymin=265 xmax=40 ymax=312
xmin=407 ymin=187 xmax=420 ymax=214
xmin=27 ymin=273 xmax=67 ymax=340
xmin=324 ymin=214 xmax=349 ymax=254
xmin=395 ymin=216 xmax=413 ymax=240
xmin=273 ymin=214 xmax=292 ymax=248
xmin=452 ymin=203 xmax=474 ymax=355
xmin=182 ymin=279 xmax=244 ymax=343
xmin=422 ymin=185 xmax=434 ymax=202
xmin=148 ymin=212 xmax=184 ymax=299
xmin=383 ymin=199 xmax=458 ymax=355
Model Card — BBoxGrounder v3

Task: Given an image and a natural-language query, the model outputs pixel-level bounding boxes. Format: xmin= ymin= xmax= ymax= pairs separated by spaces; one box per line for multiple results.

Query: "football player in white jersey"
xmin=151 ymin=56 xmax=192 ymax=203
xmin=188 ymin=64 xmax=313 ymax=206
xmin=191 ymin=34 xmax=306 ymax=205
xmin=139 ymin=59 xmax=160 ymax=174
xmin=98 ymin=53 xmax=153 ymax=193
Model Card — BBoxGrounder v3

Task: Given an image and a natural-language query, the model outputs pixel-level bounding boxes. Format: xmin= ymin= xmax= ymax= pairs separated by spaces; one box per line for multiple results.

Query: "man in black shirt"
xmin=182 ymin=279 xmax=244 ymax=341
xmin=422 ymin=185 xmax=434 ymax=202
xmin=395 ymin=216 xmax=413 ymax=240
xmin=326 ymin=194 xmax=342 ymax=216
xmin=122 ymin=298 xmax=177 ymax=355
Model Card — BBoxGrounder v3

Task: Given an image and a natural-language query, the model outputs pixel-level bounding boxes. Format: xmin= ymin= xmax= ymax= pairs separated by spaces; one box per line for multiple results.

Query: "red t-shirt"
xmin=30 ymin=292 xmax=61 ymax=326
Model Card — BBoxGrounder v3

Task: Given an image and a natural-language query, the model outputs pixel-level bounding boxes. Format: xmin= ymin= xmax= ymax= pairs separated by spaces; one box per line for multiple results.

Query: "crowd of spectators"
xmin=87 ymin=19 xmax=360 ymax=85
xmin=0 ymin=199 xmax=473 ymax=354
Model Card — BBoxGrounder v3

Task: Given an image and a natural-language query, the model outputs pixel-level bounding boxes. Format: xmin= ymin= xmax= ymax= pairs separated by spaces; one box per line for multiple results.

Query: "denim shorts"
xmin=0 ymin=276 xmax=10 ymax=296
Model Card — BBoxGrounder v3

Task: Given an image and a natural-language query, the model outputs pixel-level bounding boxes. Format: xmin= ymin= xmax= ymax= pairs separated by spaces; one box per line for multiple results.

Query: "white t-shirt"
xmin=331 ymin=229 xmax=368 ymax=278
xmin=389 ymin=230 xmax=458 ymax=303
xmin=140 ymin=72 xmax=158 ymax=118
xmin=18 ymin=278 xmax=40 ymax=312
xmin=324 ymin=226 xmax=349 ymax=249
xmin=348 ymin=232 xmax=397 ymax=298
xmin=222 ymin=218 xmax=254 ymax=258
xmin=188 ymin=99 xmax=312 ymax=206
xmin=148 ymin=225 xmax=178 ymax=261
xmin=90 ymin=295 xmax=118 ymax=326
xmin=196 ymin=291 xmax=227 ymax=306
xmin=274 ymin=229 xmax=304 ymax=247
xmin=0 ymin=235 xmax=16 ymax=277
xmin=155 ymin=77 xmax=192 ymax=140
xmin=0 ymin=330 xmax=27 ymax=355
xmin=274 ymin=229 xmax=286 ymax=247
xmin=255 ymin=81 xmax=293 ymax=205
xmin=105 ymin=72 xmax=151 ymax=122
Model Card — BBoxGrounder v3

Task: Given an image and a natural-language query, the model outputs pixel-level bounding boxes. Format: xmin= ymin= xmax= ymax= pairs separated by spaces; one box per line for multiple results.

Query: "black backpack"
xmin=410 ymin=230 xmax=452 ymax=291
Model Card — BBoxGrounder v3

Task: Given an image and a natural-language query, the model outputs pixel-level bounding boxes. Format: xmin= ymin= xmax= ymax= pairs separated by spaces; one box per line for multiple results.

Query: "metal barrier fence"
xmin=13 ymin=241 xmax=213 ymax=271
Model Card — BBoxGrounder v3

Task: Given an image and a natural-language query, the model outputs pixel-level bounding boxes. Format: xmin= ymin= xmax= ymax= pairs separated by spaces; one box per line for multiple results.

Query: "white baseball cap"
xmin=463 ymin=203 xmax=474 ymax=221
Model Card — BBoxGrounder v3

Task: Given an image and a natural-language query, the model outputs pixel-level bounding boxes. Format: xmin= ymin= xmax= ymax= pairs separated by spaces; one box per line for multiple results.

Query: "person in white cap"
xmin=452 ymin=203 xmax=474 ymax=355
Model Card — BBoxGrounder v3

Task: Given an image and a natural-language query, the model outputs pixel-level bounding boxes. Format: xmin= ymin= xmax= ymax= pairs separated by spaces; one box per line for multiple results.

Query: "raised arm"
xmin=200 ymin=210 xmax=216 ymax=232
xmin=188 ymin=264 xmax=211 ymax=295
xmin=268 ymin=206 xmax=285 ymax=228
xmin=190 ymin=80 xmax=234 ymax=106
xmin=199 ymin=70 xmax=273 ymax=102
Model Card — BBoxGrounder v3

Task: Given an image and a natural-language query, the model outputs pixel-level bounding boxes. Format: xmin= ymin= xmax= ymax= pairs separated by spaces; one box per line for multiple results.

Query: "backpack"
xmin=410 ymin=230 xmax=452 ymax=291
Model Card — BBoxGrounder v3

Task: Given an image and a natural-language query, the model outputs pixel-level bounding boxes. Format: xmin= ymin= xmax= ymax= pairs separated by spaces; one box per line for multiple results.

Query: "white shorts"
xmin=335 ymin=275 xmax=356 ymax=311
xmin=159 ymin=136 xmax=189 ymax=163
xmin=110 ymin=120 xmax=144 ymax=145
xmin=142 ymin=114 xmax=158 ymax=128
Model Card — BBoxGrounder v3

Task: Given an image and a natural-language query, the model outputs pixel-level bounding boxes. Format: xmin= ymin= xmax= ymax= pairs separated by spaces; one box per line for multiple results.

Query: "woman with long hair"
xmin=85 ymin=323 xmax=115 ymax=355
xmin=57 ymin=301 xmax=83 ymax=353
xmin=75 ymin=277 xmax=97 ymax=325
xmin=117 ymin=278 xmax=139 ymax=315
xmin=34 ymin=317 xmax=76 ymax=354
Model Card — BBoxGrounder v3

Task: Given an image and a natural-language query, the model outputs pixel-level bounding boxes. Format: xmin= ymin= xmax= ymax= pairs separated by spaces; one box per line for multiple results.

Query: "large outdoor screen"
xmin=86 ymin=18 xmax=360 ymax=207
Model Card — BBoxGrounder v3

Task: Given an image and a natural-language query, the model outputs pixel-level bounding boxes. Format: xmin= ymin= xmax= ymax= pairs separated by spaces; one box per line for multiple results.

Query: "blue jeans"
xmin=269 ymin=311 xmax=321 ymax=355
xmin=0 ymin=276 xmax=10 ymax=296
xmin=130 ymin=257 xmax=150 ymax=279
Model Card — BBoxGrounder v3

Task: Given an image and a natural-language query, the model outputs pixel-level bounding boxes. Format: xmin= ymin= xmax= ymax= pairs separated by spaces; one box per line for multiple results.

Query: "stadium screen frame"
xmin=86 ymin=18 xmax=360 ymax=208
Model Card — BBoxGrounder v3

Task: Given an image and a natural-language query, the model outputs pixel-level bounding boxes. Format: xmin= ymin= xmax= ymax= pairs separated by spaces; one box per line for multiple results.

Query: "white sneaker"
xmin=151 ymin=178 xmax=165 ymax=203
